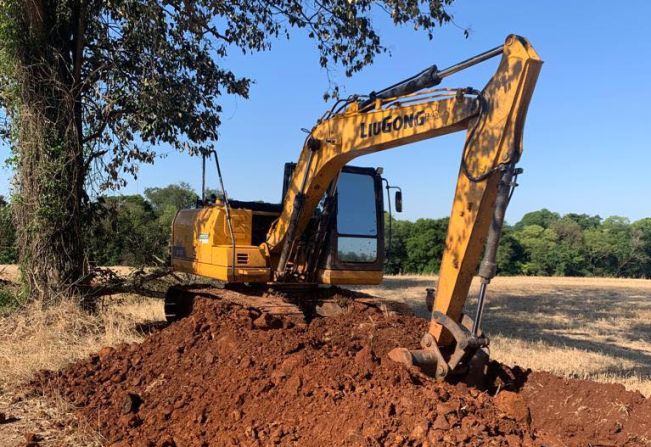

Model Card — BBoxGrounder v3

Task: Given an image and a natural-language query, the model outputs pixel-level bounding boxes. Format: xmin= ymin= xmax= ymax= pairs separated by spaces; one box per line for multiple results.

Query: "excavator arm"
xmin=265 ymin=35 xmax=542 ymax=367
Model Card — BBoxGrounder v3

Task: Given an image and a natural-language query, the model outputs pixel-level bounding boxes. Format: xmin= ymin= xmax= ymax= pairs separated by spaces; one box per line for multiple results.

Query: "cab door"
xmin=318 ymin=166 xmax=385 ymax=284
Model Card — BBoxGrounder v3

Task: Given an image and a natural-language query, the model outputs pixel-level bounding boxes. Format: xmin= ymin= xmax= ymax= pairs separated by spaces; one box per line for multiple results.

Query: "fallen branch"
xmin=82 ymin=266 xmax=175 ymax=301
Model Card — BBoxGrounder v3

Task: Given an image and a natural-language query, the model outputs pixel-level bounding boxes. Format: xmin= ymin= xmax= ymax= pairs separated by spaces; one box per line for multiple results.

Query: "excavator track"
xmin=164 ymin=284 xmax=414 ymax=325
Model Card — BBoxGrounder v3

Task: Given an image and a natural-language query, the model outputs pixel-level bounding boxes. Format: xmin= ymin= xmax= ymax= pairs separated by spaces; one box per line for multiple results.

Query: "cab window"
xmin=336 ymin=172 xmax=378 ymax=263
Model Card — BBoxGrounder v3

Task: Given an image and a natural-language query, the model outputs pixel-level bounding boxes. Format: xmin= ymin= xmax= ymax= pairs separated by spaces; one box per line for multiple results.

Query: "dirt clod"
xmin=98 ymin=346 xmax=114 ymax=361
xmin=31 ymin=290 xmax=651 ymax=446
xmin=494 ymin=391 xmax=531 ymax=425
xmin=252 ymin=312 xmax=283 ymax=330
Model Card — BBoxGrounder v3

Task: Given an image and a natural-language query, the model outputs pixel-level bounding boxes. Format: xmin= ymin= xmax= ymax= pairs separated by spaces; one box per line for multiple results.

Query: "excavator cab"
xmin=283 ymin=163 xmax=387 ymax=285
xmin=171 ymin=161 xmax=390 ymax=286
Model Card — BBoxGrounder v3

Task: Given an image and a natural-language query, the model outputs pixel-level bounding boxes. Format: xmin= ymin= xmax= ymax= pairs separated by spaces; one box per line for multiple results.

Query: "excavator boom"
xmin=267 ymin=35 xmax=542 ymax=346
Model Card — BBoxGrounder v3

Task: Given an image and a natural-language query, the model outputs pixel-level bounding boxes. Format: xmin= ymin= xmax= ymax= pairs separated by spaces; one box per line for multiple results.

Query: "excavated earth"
xmin=32 ymin=289 xmax=651 ymax=447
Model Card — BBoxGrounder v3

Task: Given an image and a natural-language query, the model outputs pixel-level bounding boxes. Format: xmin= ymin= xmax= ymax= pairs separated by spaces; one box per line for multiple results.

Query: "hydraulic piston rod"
xmin=472 ymin=165 xmax=520 ymax=336
xmin=360 ymin=44 xmax=504 ymax=109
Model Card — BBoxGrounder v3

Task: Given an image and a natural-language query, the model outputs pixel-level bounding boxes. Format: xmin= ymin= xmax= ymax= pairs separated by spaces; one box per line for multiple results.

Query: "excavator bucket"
xmin=388 ymin=312 xmax=489 ymax=382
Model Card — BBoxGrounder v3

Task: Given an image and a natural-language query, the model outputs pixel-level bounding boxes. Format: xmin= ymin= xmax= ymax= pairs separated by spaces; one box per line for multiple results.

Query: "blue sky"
xmin=1 ymin=1 xmax=650 ymax=224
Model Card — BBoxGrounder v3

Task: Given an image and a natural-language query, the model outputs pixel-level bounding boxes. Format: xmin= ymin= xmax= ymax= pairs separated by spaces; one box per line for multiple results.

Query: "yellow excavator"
xmin=167 ymin=35 xmax=542 ymax=381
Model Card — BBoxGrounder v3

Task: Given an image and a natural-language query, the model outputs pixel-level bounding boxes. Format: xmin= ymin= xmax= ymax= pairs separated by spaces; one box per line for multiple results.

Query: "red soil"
xmin=33 ymin=290 xmax=651 ymax=446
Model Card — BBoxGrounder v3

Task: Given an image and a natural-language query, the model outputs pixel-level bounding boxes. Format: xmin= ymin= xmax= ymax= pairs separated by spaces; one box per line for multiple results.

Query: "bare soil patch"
xmin=32 ymin=292 xmax=651 ymax=446
xmin=2 ymin=271 xmax=650 ymax=445
xmin=0 ymin=292 xmax=163 ymax=447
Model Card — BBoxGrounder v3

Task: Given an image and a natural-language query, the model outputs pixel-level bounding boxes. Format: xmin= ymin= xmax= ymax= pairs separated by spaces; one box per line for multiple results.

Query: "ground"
xmin=356 ymin=275 xmax=651 ymax=396
xmin=0 ymin=265 xmax=649 ymax=445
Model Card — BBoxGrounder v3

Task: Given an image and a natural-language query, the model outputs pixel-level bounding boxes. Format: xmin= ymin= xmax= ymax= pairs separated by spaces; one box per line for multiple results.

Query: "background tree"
xmin=0 ymin=196 xmax=16 ymax=264
xmin=382 ymin=209 xmax=651 ymax=278
xmin=630 ymin=218 xmax=651 ymax=277
xmin=563 ymin=213 xmax=602 ymax=230
xmin=403 ymin=218 xmax=449 ymax=273
xmin=0 ymin=0 xmax=457 ymax=301
xmin=496 ymin=226 xmax=525 ymax=275
xmin=514 ymin=208 xmax=560 ymax=230
xmin=548 ymin=217 xmax=587 ymax=276
xmin=145 ymin=183 xmax=198 ymax=215
xmin=85 ymin=195 xmax=165 ymax=267
xmin=144 ymin=183 xmax=198 ymax=246
xmin=512 ymin=224 xmax=560 ymax=275
xmin=584 ymin=216 xmax=646 ymax=277
xmin=384 ymin=213 xmax=411 ymax=274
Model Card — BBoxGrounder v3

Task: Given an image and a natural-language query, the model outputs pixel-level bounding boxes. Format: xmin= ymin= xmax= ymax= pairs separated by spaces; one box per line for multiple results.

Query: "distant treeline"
xmin=386 ymin=210 xmax=651 ymax=278
xmin=1 ymin=185 xmax=650 ymax=278
xmin=0 ymin=184 xmax=198 ymax=266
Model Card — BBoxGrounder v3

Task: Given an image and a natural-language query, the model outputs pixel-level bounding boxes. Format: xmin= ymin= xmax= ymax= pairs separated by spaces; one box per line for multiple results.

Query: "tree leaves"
xmin=0 ymin=0 xmax=459 ymax=297
xmin=1 ymin=0 xmax=457 ymax=190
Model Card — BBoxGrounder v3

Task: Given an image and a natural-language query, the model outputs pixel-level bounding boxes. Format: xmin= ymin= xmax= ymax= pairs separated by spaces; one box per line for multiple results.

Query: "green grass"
xmin=0 ymin=285 xmax=19 ymax=310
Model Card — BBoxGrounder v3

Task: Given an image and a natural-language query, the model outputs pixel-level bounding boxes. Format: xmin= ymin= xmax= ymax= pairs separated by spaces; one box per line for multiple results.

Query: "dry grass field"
xmin=356 ymin=275 xmax=651 ymax=396
xmin=0 ymin=265 xmax=650 ymax=445
xmin=0 ymin=265 xmax=165 ymax=446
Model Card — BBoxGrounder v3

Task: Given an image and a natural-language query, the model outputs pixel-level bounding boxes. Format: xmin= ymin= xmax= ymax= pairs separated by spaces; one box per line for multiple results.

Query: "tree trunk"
xmin=11 ymin=1 xmax=86 ymax=302
xmin=13 ymin=104 xmax=86 ymax=301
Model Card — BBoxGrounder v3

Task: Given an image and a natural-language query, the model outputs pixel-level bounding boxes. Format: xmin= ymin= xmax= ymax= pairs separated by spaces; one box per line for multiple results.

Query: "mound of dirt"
xmin=33 ymin=290 xmax=651 ymax=446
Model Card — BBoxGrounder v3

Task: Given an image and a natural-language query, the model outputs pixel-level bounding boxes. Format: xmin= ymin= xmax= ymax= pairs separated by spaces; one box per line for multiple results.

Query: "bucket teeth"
xmin=387 ymin=348 xmax=416 ymax=367
xmin=388 ymin=347 xmax=449 ymax=379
